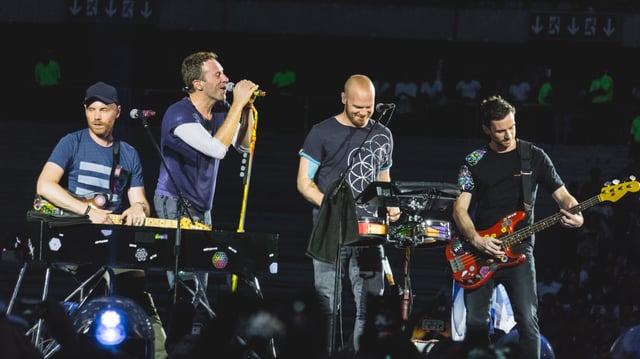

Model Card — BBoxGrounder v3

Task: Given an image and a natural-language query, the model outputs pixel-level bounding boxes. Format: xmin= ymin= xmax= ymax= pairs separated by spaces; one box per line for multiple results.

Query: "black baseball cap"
xmin=84 ymin=81 xmax=119 ymax=105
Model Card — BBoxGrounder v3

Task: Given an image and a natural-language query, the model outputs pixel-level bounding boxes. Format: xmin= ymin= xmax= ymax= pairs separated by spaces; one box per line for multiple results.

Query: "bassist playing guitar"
xmin=449 ymin=96 xmax=584 ymax=359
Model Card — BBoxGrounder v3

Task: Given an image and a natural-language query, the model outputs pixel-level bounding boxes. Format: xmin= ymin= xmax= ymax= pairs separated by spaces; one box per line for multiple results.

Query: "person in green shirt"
xmin=588 ymin=67 xmax=617 ymax=144
xmin=272 ymin=67 xmax=297 ymax=96
xmin=34 ymin=50 xmax=61 ymax=88
xmin=34 ymin=49 xmax=63 ymax=110
xmin=589 ymin=68 xmax=613 ymax=104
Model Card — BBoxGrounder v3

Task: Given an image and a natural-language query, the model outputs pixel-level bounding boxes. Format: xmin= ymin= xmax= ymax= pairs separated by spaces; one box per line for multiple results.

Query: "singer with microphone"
xmin=152 ymin=51 xmax=259 ymax=338
xmin=296 ymin=74 xmax=402 ymax=357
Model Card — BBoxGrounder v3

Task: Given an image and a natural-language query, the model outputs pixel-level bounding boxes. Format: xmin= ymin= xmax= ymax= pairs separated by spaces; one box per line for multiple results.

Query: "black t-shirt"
xmin=456 ymin=139 xmax=564 ymax=233
xmin=299 ymin=116 xmax=394 ymax=219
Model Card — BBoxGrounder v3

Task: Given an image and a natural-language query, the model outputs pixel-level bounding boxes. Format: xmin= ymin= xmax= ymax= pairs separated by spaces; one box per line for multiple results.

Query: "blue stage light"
xmin=71 ymin=295 xmax=154 ymax=359
xmin=94 ymin=309 xmax=127 ymax=346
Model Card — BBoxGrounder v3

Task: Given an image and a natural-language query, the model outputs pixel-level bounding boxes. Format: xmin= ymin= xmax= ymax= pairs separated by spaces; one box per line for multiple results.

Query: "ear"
xmin=341 ymin=92 xmax=346 ymax=106
xmin=481 ymin=124 xmax=490 ymax=135
xmin=192 ymin=80 xmax=201 ymax=91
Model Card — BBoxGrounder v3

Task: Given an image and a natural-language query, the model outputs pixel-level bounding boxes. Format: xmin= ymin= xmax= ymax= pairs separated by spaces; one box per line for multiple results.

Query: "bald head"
xmin=344 ymin=74 xmax=375 ymax=96
xmin=340 ymin=74 xmax=376 ymax=128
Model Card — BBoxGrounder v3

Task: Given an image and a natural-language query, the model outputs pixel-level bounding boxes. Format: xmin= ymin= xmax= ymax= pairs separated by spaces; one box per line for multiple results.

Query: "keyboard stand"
xmin=8 ymin=261 xmax=113 ymax=358
xmin=176 ymin=275 xmax=216 ymax=319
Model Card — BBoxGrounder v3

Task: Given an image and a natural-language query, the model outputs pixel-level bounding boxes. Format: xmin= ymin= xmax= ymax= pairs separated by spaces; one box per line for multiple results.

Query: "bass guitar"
xmin=446 ymin=178 xmax=639 ymax=290
xmin=33 ymin=193 xmax=211 ymax=230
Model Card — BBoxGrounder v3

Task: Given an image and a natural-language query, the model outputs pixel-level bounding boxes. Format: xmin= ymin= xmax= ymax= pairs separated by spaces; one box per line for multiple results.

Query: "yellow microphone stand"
xmin=237 ymin=104 xmax=258 ymax=233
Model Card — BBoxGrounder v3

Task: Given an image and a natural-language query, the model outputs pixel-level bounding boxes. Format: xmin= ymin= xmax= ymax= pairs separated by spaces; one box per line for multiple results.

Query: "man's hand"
xmin=472 ymin=234 xmax=505 ymax=258
xmin=560 ymin=208 xmax=583 ymax=229
xmin=386 ymin=207 xmax=401 ymax=223
xmin=120 ymin=204 xmax=146 ymax=226
xmin=86 ymin=206 xmax=114 ymax=225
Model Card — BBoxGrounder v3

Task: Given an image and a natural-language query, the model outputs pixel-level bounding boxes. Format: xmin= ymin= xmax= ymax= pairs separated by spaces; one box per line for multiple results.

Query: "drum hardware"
xmin=355 ymin=180 xmax=459 ymax=321
xmin=394 ymin=181 xmax=460 ymax=198
xmin=394 ymin=181 xmax=460 ymax=215
xmin=389 ymin=216 xmax=452 ymax=249
xmin=389 ymin=215 xmax=455 ymax=321
xmin=355 ymin=181 xmax=460 ymax=216
xmin=355 ymin=181 xmax=401 ymax=207
xmin=398 ymin=197 xmax=429 ymax=214
xmin=349 ymin=216 xmax=389 ymax=246
xmin=401 ymin=241 xmax=415 ymax=321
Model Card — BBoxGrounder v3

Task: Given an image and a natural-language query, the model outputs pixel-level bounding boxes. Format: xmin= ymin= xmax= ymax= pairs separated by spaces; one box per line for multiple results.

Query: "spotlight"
xmin=95 ymin=309 xmax=127 ymax=346
xmin=71 ymin=295 xmax=154 ymax=359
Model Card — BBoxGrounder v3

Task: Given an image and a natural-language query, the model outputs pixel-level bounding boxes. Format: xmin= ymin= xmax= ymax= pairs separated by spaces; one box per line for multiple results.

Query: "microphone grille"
xmin=129 ymin=109 xmax=139 ymax=119
xmin=225 ymin=82 xmax=235 ymax=92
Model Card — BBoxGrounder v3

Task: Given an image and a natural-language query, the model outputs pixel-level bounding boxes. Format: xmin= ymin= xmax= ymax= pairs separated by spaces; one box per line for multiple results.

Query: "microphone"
xmin=225 ymin=82 xmax=266 ymax=97
xmin=129 ymin=109 xmax=156 ymax=119
xmin=375 ymin=103 xmax=396 ymax=113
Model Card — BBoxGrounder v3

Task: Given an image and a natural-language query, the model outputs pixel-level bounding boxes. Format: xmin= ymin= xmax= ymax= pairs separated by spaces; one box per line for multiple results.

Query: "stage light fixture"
xmin=71 ymin=295 xmax=154 ymax=359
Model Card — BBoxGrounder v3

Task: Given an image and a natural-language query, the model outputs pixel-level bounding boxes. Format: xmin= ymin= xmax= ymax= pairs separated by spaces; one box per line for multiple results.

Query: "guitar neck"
xmin=502 ymin=195 xmax=601 ymax=248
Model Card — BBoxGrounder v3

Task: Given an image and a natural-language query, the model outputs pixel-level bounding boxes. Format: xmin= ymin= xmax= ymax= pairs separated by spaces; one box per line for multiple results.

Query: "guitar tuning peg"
xmin=630 ymin=175 xmax=636 ymax=181
xmin=604 ymin=181 xmax=612 ymax=186
xmin=612 ymin=179 xmax=620 ymax=185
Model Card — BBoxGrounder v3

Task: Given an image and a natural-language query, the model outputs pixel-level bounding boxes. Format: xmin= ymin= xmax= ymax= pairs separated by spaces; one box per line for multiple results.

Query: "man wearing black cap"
xmin=35 ymin=81 xmax=168 ymax=358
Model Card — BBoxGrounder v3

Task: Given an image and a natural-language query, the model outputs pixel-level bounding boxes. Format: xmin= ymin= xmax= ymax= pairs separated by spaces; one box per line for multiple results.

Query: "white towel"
xmin=451 ymin=281 xmax=516 ymax=341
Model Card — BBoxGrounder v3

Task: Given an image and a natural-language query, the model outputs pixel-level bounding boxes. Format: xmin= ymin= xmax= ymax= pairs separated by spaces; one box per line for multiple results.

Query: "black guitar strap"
xmin=109 ymin=140 xmax=120 ymax=201
xmin=518 ymin=139 xmax=533 ymax=215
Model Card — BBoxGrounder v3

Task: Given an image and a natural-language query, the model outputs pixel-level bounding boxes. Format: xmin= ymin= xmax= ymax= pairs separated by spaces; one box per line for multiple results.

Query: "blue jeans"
xmin=313 ymin=244 xmax=385 ymax=353
xmin=153 ymin=194 xmax=211 ymax=293
xmin=464 ymin=242 xmax=540 ymax=359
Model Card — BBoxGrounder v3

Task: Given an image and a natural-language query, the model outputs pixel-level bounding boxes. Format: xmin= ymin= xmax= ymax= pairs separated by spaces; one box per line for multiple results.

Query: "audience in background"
xmin=272 ymin=67 xmax=297 ymax=97
xmin=419 ymin=58 xmax=447 ymax=107
xmin=393 ymin=70 xmax=418 ymax=118
xmin=588 ymin=67 xmax=616 ymax=143
xmin=34 ymin=48 xmax=62 ymax=111
xmin=507 ymin=71 xmax=532 ymax=104
xmin=454 ymin=72 xmax=482 ymax=104
xmin=373 ymin=77 xmax=393 ymax=103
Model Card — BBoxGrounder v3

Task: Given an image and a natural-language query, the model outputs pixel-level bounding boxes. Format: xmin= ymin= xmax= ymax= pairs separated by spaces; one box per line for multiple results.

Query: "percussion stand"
xmin=401 ymin=239 xmax=416 ymax=321
xmin=392 ymin=212 xmax=423 ymax=321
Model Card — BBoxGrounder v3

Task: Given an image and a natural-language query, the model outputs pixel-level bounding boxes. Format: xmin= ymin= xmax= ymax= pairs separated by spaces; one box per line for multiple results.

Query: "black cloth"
xmin=306 ymin=178 xmax=359 ymax=263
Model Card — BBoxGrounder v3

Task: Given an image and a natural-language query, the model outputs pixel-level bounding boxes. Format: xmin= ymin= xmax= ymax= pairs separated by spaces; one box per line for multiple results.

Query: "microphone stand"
xmin=139 ymin=115 xmax=195 ymax=305
xmin=326 ymin=106 xmax=394 ymax=357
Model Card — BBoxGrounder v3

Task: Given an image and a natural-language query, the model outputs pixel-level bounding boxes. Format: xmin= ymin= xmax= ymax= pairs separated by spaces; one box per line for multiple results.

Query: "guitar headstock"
xmin=599 ymin=176 xmax=640 ymax=203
